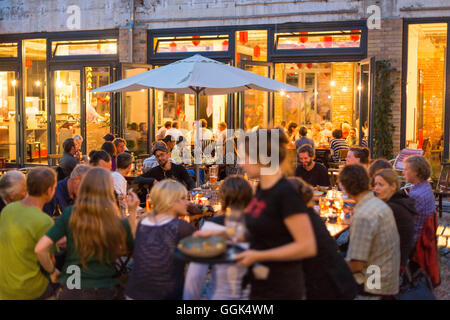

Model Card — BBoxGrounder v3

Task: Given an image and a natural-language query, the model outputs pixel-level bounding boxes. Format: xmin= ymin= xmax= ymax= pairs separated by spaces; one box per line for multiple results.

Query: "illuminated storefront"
xmin=402 ymin=18 xmax=450 ymax=177
xmin=148 ymin=21 xmax=372 ymax=149
xmin=0 ymin=30 xmax=151 ymax=166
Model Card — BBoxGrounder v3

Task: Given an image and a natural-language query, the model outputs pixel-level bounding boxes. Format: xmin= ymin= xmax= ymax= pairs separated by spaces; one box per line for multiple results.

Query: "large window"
xmin=0 ymin=43 xmax=18 ymax=58
xmin=23 ymin=39 xmax=48 ymax=164
xmin=154 ymin=90 xmax=227 ymax=144
xmin=275 ymin=30 xmax=361 ymax=50
xmin=274 ymin=62 xmax=357 ymax=131
xmin=123 ymin=67 xmax=149 ymax=155
xmin=406 ymin=23 xmax=447 ymax=177
xmin=52 ymin=39 xmax=117 ymax=57
xmin=0 ymin=71 xmax=17 ymax=163
xmin=153 ymin=35 xmax=229 ymax=54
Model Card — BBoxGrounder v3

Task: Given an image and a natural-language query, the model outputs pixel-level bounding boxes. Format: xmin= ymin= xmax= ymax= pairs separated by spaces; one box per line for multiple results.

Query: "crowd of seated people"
xmin=0 ymin=123 xmax=440 ymax=301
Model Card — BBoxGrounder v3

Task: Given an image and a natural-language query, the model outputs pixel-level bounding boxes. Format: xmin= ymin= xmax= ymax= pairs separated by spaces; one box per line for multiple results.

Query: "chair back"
xmin=436 ymin=162 xmax=450 ymax=192
xmin=393 ymin=148 xmax=424 ymax=171
xmin=337 ymin=149 xmax=349 ymax=161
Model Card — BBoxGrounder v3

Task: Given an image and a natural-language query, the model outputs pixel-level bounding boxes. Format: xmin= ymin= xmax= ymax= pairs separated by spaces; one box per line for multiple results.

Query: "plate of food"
xmin=174 ymin=236 xmax=244 ymax=264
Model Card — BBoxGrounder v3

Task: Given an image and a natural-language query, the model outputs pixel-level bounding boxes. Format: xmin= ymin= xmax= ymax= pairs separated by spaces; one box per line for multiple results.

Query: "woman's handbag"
xmin=395 ymin=261 xmax=436 ymax=300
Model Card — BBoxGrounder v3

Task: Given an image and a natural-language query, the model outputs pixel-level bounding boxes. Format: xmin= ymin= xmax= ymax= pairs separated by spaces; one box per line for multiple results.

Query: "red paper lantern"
xmin=222 ymin=40 xmax=229 ymax=51
xmin=236 ymin=53 xmax=240 ymax=63
xmin=25 ymin=60 xmax=32 ymax=68
xmin=299 ymin=32 xmax=308 ymax=43
xmin=296 ymin=63 xmax=302 ymax=69
xmin=170 ymin=42 xmax=177 ymax=53
xmin=192 ymin=36 xmax=200 ymax=46
xmin=288 ymin=66 xmax=294 ymax=76
xmin=253 ymin=45 xmax=261 ymax=58
xmin=323 ymin=36 xmax=332 ymax=48
xmin=307 ymin=63 xmax=313 ymax=69
xmin=239 ymin=31 xmax=248 ymax=44
xmin=350 ymin=30 xmax=360 ymax=42
xmin=324 ymin=73 xmax=330 ymax=77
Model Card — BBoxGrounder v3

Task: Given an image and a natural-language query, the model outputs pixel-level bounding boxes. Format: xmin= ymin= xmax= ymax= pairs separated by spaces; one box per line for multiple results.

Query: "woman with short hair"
xmin=403 ymin=156 xmax=435 ymax=243
xmin=372 ymin=169 xmax=417 ymax=269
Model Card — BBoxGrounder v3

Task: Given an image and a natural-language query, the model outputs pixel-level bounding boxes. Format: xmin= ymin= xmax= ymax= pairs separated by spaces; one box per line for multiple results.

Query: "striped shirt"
xmin=346 ymin=191 xmax=400 ymax=295
xmin=329 ymin=139 xmax=348 ymax=162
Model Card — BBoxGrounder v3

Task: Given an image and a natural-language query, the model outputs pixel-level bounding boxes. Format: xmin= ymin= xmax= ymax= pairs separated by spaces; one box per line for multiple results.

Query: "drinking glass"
xmin=209 ymin=165 xmax=218 ymax=184
xmin=118 ymin=194 xmax=128 ymax=217
xmin=225 ymin=207 xmax=246 ymax=254
xmin=146 ymin=193 xmax=153 ymax=212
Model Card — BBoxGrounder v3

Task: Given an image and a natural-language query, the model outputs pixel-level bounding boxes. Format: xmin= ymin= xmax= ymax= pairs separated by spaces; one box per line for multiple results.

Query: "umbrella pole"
xmin=195 ymin=90 xmax=200 ymax=188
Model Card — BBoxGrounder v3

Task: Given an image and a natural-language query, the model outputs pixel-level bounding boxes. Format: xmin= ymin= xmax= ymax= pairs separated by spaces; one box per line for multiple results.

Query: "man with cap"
xmin=139 ymin=141 xmax=194 ymax=190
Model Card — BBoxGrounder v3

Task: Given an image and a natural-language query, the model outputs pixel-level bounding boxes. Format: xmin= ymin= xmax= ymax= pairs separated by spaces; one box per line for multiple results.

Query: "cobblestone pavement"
xmin=435 ymin=209 xmax=450 ymax=300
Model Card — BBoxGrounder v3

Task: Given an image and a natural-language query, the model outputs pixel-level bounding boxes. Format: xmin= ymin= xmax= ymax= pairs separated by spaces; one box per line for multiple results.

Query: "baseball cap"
xmin=152 ymin=141 xmax=169 ymax=155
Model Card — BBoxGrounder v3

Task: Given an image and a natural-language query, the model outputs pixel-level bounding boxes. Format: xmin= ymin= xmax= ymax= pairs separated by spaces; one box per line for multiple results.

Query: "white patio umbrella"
xmin=92 ymin=54 xmax=305 ymax=187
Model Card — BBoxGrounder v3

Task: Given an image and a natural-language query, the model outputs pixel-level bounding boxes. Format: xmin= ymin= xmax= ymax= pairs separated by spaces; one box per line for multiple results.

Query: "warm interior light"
xmin=35 ymin=80 xmax=41 ymax=87
xmin=56 ymin=80 xmax=63 ymax=88
xmin=357 ymin=85 xmax=362 ymax=91
xmin=342 ymin=86 xmax=347 ymax=92
xmin=140 ymin=89 xmax=145 ymax=92
xmin=330 ymin=80 xmax=335 ymax=87
xmin=280 ymin=90 xmax=286 ymax=96
xmin=328 ymin=95 xmax=331 ymax=99
xmin=11 ymin=80 xmax=16 ymax=86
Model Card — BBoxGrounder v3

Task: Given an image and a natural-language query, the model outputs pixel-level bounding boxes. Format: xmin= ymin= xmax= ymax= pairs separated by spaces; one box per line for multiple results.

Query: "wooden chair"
xmin=434 ymin=162 xmax=450 ymax=218
xmin=328 ymin=149 xmax=348 ymax=168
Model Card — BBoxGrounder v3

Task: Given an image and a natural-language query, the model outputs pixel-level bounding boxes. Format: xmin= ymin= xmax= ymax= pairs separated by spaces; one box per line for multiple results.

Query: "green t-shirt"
xmin=46 ymin=206 xmax=134 ymax=288
xmin=0 ymin=201 xmax=54 ymax=300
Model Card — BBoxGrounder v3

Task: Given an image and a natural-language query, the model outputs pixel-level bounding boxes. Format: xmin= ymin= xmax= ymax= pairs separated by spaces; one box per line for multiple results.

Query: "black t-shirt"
xmin=244 ymin=178 xmax=308 ymax=299
xmin=295 ymin=162 xmax=330 ymax=187
xmin=142 ymin=163 xmax=195 ymax=190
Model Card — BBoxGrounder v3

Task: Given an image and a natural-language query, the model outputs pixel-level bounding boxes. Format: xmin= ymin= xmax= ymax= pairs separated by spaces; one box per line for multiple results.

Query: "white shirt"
xmin=165 ymin=127 xmax=183 ymax=141
xmin=112 ymin=171 xmax=127 ymax=196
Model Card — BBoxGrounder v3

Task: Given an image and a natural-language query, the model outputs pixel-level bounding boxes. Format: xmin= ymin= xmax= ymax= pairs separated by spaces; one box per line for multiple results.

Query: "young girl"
xmin=35 ymin=168 xmax=138 ymax=300
xmin=183 ymin=175 xmax=253 ymax=300
xmin=125 ymin=179 xmax=195 ymax=300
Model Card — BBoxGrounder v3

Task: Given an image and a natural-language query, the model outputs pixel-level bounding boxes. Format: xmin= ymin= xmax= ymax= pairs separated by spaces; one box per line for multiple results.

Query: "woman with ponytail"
xmin=125 ymin=179 xmax=194 ymax=300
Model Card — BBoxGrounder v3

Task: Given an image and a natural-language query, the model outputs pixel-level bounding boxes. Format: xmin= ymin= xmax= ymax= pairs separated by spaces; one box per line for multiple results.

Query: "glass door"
xmin=121 ymin=64 xmax=151 ymax=155
xmin=358 ymin=57 xmax=375 ymax=152
xmin=239 ymin=61 xmax=274 ymax=130
xmin=0 ymin=70 xmax=19 ymax=164
xmin=51 ymin=69 xmax=82 ymax=155
xmin=85 ymin=66 xmax=112 ymax=152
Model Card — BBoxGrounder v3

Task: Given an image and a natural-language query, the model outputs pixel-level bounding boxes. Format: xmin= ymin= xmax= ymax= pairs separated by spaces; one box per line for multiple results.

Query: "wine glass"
xmin=225 ymin=207 xmax=246 ymax=254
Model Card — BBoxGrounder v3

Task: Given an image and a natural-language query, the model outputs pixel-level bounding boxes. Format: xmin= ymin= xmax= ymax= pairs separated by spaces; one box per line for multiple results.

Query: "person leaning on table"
xmin=338 ymin=164 xmax=400 ymax=299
